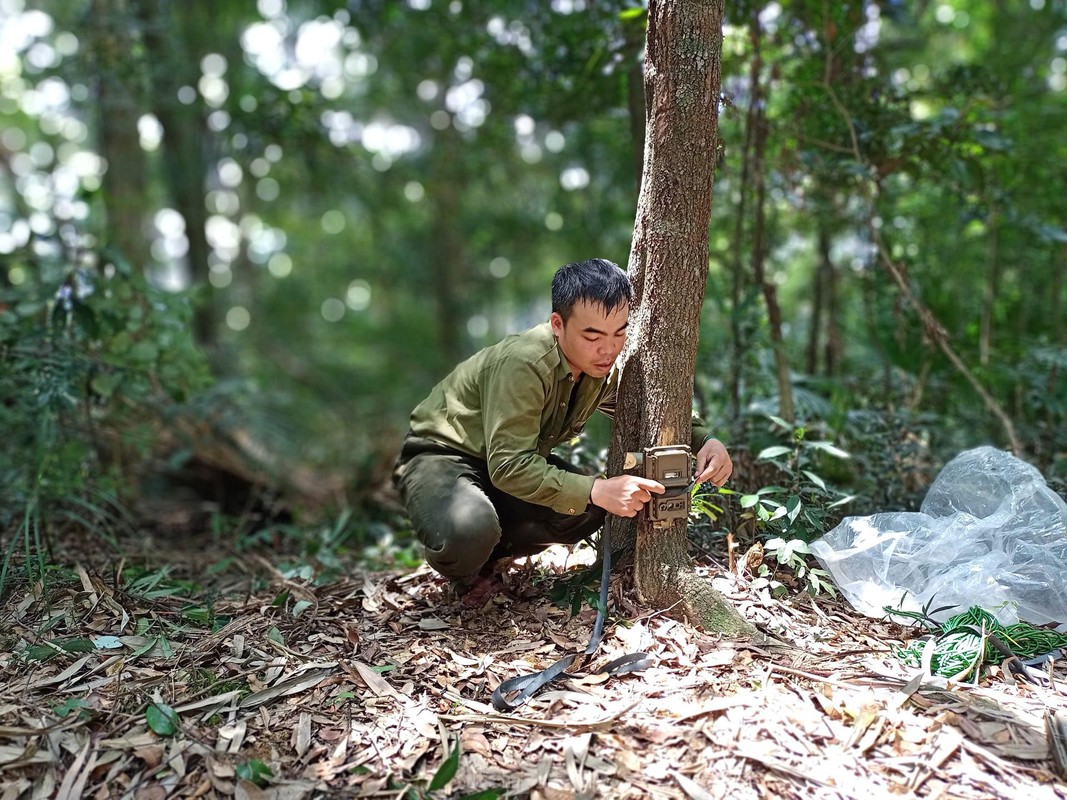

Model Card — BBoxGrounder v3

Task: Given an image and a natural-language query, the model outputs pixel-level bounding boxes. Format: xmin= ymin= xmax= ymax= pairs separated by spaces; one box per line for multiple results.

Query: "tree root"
xmin=607 ymin=523 xmax=796 ymax=652
xmin=636 ymin=556 xmax=765 ymax=641
xmin=626 ymin=526 xmax=804 ymax=653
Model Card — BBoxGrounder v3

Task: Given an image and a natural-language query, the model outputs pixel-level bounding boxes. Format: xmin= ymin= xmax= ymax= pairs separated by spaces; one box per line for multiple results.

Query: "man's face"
xmin=549 ymin=299 xmax=629 ymax=379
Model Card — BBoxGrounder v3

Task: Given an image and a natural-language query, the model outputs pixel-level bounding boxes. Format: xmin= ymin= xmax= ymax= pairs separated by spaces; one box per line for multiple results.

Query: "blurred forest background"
xmin=2 ymin=0 xmax=1066 ymax=577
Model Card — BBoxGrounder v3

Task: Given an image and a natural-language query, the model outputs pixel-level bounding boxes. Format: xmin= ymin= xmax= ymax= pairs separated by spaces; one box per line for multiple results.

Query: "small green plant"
xmin=180 ymin=598 xmax=223 ymax=628
xmin=22 ymin=636 xmax=96 ymax=662
xmin=706 ymin=415 xmax=853 ymax=598
xmin=53 ymin=697 xmax=93 ymax=721
xmin=361 ymin=528 xmax=423 ymax=571
xmin=544 ymin=545 xmax=610 ymax=618
xmin=386 ymin=741 xmax=503 ymax=799
xmin=739 ymin=415 xmax=854 ymax=543
xmin=329 ymin=690 xmax=357 ymax=707
xmin=236 ymin=759 xmax=273 ymax=787
xmin=755 ymin=537 xmax=837 ymax=598
xmin=241 ymin=511 xmax=412 ymax=580
xmin=690 ymin=484 xmax=727 ymax=525
xmin=547 ymin=570 xmax=603 ymax=617
xmin=123 ymin=565 xmax=201 ymax=599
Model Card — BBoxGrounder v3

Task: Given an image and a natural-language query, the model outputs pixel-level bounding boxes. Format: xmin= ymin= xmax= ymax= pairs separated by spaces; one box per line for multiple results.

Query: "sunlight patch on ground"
xmin=523 ymin=541 xmax=598 ymax=574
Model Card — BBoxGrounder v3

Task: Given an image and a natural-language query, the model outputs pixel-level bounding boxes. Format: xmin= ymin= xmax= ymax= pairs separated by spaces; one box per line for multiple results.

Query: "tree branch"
xmin=820 ymin=46 xmax=1022 ymax=454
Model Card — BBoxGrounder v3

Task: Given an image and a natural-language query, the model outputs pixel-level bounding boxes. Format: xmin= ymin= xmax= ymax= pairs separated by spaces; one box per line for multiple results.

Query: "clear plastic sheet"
xmin=810 ymin=446 xmax=1067 ymax=625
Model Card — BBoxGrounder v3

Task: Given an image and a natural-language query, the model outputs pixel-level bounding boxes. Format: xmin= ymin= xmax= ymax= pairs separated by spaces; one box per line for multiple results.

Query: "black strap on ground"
xmin=491 ymin=525 xmax=652 ymax=712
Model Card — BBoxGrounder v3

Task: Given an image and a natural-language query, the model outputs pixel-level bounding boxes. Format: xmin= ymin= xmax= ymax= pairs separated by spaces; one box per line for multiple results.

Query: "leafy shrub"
xmin=1010 ymin=346 xmax=1067 ymax=482
xmin=0 ymin=244 xmax=211 ymax=593
xmin=836 ymin=405 xmax=938 ymax=514
xmin=735 ymin=414 xmax=855 ymax=544
xmin=752 ymin=537 xmax=836 ymax=599
xmin=687 ymin=412 xmax=852 ymax=597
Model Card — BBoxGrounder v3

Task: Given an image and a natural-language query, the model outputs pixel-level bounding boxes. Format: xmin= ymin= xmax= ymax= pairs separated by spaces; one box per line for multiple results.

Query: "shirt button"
xmin=568 ymin=508 xmax=576 ymax=513
xmin=559 ymin=402 xmax=565 ymax=407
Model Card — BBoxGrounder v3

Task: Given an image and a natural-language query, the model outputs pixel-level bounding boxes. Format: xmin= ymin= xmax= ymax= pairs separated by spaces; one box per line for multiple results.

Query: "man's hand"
xmin=590 ymin=475 xmax=665 ymax=517
xmin=694 ymin=438 xmax=733 ymax=488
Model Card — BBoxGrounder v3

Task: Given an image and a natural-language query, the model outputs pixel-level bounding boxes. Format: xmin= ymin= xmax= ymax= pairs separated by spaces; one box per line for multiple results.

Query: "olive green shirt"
xmin=409 ymin=323 xmax=711 ymax=515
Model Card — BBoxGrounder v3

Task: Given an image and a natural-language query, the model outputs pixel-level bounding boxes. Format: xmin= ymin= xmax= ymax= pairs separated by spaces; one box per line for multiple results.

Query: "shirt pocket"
xmin=542 ymin=394 xmax=568 ymax=434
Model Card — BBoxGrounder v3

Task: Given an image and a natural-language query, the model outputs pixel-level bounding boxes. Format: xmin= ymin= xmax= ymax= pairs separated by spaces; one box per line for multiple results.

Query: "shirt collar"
xmin=550 ymin=332 xmax=579 ymax=383
xmin=556 ymin=346 xmax=576 ymax=382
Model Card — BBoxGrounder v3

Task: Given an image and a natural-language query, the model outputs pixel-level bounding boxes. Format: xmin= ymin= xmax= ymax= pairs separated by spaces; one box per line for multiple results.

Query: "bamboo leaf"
xmin=802 ymin=470 xmax=827 ymax=490
xmin=786 ymin=495 xmax=802 ymax=522
xmin=429 ymin=743 xmax=461 ymax=791
xmin=828 ymin=494 xmax=856 ymax=508
xmin=766 ymin=415 xmax=793 ymax=430
xmin=804 ymin=440 xmax=851 ymax=459
xmin=757 ymin=445 xmax=791 ymax=460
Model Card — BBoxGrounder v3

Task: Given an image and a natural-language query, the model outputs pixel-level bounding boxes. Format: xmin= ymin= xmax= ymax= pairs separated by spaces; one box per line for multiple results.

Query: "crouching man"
xmin=393 ymin=258 xmax=732 ymax=597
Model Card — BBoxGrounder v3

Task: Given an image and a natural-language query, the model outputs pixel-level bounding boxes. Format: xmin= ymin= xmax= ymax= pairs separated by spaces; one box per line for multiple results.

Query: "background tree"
xmin=88 ymin=0 xmax=150 ymax=272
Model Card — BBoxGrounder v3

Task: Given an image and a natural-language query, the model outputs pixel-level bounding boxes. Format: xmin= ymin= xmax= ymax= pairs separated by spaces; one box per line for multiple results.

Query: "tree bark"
xmin=808 ymin=224 xmax=843 ymax=376
xmin=1052 ymin=244 xmax=1066 ymax=348
xmin=979 ymin=203 xmax=1000 ymax=366
xmin=824 ymin=236 xmax=843 ymax=375
xmin=427 ymin=125 xmax=468 ymax=367
xmin=138 ymin=1 xmax=217 ymax=352
xmin=90 ymin=0 xmax=151 ymax=271
xmin=608 ymin=0 xmax=761 ymax=640
xmin=728 ymin=15 xmax=758 ymax=425
xmin=806 ymin=232 xmax=826 ymax=376
xmin=746 ymin=17 xmax=794 ymax=422
xmin=624 ymin=17 xmax=647 ymax=196
xmin=861 ymin=267 xmax=894 ymax=403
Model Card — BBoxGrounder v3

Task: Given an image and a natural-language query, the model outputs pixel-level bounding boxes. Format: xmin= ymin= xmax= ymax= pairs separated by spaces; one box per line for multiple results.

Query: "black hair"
xmin=551 ymin=258 xmax=633 ymax=320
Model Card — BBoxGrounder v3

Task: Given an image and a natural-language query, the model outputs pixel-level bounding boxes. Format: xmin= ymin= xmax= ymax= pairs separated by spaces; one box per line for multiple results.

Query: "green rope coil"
xmin=885 ymin=605 xmax=1067 ymax=681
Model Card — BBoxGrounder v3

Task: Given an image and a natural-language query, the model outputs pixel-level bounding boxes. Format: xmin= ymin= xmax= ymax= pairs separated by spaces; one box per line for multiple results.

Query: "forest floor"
xmin=1 ymin=525 xmax=1066 ymax=800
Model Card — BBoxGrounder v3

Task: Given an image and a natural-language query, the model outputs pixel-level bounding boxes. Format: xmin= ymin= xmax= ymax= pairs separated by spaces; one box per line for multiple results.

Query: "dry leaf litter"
xmin=1 ymin=533 xmax=1065 ymax=800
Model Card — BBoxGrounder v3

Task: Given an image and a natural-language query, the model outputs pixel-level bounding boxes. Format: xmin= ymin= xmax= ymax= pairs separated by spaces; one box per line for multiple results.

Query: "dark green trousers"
xmin=393 ymin=434 xmax=606 ymax=581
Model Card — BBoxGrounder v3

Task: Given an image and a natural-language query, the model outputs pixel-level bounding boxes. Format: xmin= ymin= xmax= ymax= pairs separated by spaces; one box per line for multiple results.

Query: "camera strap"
xmin=490 ymin=522 xmax=652 ymax=712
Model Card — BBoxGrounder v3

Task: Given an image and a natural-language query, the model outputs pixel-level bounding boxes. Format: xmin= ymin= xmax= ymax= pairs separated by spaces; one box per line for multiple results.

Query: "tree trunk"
xmin=428 ymin=125 xmax=467 ymax=367
xmin=746 ymin=15 xmax=794 ymax=422
xmin=979 ymin=203 xmax=999 ymax=366
xmin=806 ymin=233 xmax=826 ymax=376
xmin=608 ymin=0 xmax=761 ymax=640
xmin=624 ymin=18 xmax=647 ymax=195
xmin=728 ymin=19 xmax=758 ymax=424
xmin=808 ymin=224 xmax=843 ymax=376
xmin=824 ymin=237 xmax=843 ymax=375
xmin=91 ymin=0 xmax=151 ymax=271
xmin=138 ymin=1 xmax=217 ymax=353
xmin=861 ymin=267 xmax=894 ymax=405
xmin=1052 ymin=244 xmax=1066 ymax=347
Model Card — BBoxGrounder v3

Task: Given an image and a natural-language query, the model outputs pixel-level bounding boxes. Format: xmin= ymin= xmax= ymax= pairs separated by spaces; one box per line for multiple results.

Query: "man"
xmin=393 ymin=258 xmax=733 ymax=595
